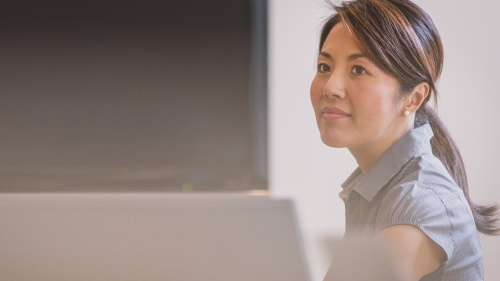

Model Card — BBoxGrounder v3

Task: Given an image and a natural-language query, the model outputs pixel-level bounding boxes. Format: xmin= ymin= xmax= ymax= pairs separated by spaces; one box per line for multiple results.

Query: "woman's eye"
xmin=318 ymin=63 xmax=331 ymax=72
xmin=351 ymin=65 xmax=367 ymax=75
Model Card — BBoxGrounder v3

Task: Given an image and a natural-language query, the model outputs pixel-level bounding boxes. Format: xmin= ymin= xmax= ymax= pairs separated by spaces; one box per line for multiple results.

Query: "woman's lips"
xmin=321 ymin=107 xmax=351 ymax=120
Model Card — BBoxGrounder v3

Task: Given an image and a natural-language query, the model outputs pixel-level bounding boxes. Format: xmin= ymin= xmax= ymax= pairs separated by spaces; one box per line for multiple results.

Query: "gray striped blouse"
xmin=341 ymin=123 xmax=484 ymax=281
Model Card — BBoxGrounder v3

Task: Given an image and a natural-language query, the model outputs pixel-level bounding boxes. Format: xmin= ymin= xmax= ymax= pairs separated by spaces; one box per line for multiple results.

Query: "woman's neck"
xmin=349 ymin=125 xmax=413 ymax=173
xmin=349 ymin=145 xmax=389 ymax=174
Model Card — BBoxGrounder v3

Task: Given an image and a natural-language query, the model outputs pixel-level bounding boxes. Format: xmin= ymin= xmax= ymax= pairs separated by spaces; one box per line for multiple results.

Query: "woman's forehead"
xmin=321 ymin=23 xmax=363 ymax=54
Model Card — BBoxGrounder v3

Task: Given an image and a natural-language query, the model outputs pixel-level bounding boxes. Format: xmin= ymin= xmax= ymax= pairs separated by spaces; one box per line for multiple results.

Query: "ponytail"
xmin=416 ymin=105 xmax=500 ymax=235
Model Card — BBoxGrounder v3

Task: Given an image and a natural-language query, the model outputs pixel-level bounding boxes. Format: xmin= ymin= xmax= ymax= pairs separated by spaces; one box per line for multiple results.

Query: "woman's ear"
xmin=402 ymin=82 xmax=429 ymax=116
xmin=411 ymin=82 xmax=430 ymax=109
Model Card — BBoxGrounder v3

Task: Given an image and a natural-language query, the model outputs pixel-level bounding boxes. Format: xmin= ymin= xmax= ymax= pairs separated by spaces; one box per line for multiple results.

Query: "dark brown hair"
xmin=319 ymin=0 xmax=499 ymax=235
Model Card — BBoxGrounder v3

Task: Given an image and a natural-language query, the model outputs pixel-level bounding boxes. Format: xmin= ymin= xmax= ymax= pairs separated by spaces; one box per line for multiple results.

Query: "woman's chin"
xmin=320 ymin=136 xmax=346 ymax=148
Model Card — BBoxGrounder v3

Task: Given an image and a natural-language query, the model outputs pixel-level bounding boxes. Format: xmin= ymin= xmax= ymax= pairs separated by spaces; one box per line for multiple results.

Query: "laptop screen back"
xmin=0 ymin=193 xmax=311 ymax=281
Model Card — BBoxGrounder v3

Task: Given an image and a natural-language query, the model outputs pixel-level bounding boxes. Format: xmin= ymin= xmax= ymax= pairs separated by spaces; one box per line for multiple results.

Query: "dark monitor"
xmin=0 ymin=0 xmax=268 ymax=192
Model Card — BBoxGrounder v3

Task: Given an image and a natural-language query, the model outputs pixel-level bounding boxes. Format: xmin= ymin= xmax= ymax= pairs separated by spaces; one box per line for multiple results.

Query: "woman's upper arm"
xmin=378 ymin=224 xmax=446 ymax=281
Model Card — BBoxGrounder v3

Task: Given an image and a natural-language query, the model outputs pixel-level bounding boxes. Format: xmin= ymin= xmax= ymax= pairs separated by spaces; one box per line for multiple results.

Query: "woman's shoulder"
xmin=379 ymin=153 xmax=471 ymax=225
xmin=375 ymin=156 xmax=482 ymax=278
xmin=377 ymin=152 xmax=478 ymax=243
xmin=389 ymin=152 xmax=463 ymax=201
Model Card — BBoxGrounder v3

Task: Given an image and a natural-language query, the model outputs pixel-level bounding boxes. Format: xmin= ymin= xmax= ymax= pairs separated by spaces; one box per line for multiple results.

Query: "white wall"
xmin=268 ymin=0 xmax=500 ymax=280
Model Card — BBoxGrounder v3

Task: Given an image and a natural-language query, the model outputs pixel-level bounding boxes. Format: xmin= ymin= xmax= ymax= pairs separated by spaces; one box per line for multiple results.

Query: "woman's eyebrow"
xmin=318 ymin=52 xmax=369 ymax=62
xmin=318 ymin=51 xmax=333 ymax=59
xmin=347 ymin=53 xmax=368 ymax=61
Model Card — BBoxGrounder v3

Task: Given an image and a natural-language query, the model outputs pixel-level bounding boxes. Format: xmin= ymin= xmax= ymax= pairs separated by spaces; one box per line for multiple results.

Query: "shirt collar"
xmin=341 ymin=123 xmax=434 ymax=202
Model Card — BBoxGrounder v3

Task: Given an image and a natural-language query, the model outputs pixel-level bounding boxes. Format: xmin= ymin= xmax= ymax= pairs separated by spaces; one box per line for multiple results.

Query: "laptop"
xmin=0 ymin=193 xmax=311 ymax=281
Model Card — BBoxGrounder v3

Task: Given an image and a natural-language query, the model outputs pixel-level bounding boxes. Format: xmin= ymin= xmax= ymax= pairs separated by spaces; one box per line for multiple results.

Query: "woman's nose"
xmin=322 ymin=72 xmax=345 ymax=99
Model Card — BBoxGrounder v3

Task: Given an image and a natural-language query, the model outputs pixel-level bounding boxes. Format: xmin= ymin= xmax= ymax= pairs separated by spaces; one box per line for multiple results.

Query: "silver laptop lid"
xmin=0 ymin=193 xmax=311 ymax=281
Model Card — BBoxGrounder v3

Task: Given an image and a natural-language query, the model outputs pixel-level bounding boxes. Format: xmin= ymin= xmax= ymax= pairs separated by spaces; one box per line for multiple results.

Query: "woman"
xmin=310 ymin=0 xmax=499 ymax=280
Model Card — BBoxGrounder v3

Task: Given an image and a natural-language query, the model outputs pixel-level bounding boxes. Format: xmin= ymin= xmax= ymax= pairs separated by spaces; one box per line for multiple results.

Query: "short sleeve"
xmin=374 ymin=181 xmax=460 ymax=261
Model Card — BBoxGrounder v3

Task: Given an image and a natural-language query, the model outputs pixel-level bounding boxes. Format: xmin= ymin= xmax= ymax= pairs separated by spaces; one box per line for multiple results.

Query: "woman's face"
xmin=310 ymin=23 xmax=404 ymax=151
